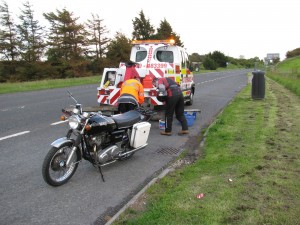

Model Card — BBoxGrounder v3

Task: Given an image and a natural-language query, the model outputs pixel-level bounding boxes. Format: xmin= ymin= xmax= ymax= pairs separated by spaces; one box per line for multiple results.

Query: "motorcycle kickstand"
xmin=97 ymin=165 xmax=105 ymax=182
xmin=93 ymin=145 xmax=105 ymax=182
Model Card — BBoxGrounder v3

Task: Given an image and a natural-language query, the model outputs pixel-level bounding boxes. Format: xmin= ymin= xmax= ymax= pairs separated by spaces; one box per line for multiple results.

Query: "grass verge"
xmin=0 ymin=75 xmax=100 ymax=94
xmin=267 ymin=56 xmax=300 ymax=96
xmin=112 ymin=78 xmax=300 ymax=224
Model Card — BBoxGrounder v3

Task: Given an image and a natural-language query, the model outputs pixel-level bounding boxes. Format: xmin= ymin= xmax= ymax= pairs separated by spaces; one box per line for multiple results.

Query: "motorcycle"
xmin=42 ymin=91 xmax=155 ymax=187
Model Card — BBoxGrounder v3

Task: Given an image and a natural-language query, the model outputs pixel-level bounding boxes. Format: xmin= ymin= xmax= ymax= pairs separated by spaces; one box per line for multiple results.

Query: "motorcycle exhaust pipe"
xmin=118 ymin=143 xmax=148 ymax=157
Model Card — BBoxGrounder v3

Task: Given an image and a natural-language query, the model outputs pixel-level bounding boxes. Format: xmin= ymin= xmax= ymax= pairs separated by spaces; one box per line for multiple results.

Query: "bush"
xmin=286 ymin=48 xmax=300 ymax=58
xmin=203 ymin=56 xmax=217 ymax=70
xmin=0 ymin=60 xmax=92 ymax=82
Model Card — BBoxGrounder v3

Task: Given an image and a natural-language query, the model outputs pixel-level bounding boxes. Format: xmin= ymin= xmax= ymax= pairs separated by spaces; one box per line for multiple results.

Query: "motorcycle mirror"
xmin=82 ymin=112 xmax=90 ymax=118
xmin=67 ymin=90 xmax=78 ymax=104
xmin=72 ymin=108 xmax=80 ymax=114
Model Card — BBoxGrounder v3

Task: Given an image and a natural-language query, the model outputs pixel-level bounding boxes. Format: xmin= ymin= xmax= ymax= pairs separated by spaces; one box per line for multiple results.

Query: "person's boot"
xmin=160 ymin=131 xmax=172 ymax=136
xmin=178 ymin=130 xmax=189 ymax=135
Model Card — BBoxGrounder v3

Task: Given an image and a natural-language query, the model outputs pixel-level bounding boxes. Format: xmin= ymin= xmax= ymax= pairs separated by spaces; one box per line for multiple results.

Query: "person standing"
xmin=153 ymin=77 xmax=189 ymax=136
xmin=117 ymin=77 xmax=144 ymax=113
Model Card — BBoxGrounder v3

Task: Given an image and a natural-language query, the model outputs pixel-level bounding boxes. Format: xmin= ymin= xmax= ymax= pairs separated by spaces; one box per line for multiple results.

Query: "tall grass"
xmin=267 ymin=56 xmax=300 ymax=96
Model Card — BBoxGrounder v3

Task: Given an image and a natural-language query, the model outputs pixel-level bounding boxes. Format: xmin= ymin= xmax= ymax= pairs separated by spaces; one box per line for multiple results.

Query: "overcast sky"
xmin=5 ymin=0 xmax=299 ymax=60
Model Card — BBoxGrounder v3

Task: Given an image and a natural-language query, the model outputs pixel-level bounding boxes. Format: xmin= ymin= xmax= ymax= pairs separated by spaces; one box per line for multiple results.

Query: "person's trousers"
xmin=164 ymin=94 xmax=188 ymax=132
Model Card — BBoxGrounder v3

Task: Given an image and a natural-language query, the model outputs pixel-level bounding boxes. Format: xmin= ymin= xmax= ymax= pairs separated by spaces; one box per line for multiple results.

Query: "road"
xmin=0 ymin=69 xmax=250 ymax=225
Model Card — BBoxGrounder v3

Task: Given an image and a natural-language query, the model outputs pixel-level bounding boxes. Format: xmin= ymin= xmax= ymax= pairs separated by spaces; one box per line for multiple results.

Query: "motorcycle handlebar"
xmin=135 ymin=107 xmax=157 ymax=122
xmin=135 ymin=107 xmax=156 ymax=116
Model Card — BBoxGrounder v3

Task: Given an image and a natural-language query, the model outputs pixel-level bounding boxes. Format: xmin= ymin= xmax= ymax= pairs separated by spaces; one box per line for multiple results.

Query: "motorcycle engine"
xmin=87 ymin=131 xmax=130 ymax=164
xmin=98 ymin=131 xmax=129 ymax=164
xmin=88 ymin=133 xmax=107 ymax=147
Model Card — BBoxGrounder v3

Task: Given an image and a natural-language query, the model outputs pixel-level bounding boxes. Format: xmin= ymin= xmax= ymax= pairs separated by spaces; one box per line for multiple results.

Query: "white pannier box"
xmin=130 ymin=122 xmax=151 ymax=148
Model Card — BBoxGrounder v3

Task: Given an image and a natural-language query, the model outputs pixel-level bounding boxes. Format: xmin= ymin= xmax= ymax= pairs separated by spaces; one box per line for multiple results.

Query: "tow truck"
xmin=97 ymin=39 xmax=195 ymax=116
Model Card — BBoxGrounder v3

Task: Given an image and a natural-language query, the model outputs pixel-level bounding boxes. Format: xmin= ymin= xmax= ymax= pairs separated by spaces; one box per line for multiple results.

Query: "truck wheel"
xmin=186 ymin=92 xmax=194 ymax=106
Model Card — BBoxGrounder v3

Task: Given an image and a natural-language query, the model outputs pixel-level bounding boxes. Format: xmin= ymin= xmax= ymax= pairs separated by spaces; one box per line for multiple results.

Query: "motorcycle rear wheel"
xmin=42 ymin=143 xmax=79 ymax=186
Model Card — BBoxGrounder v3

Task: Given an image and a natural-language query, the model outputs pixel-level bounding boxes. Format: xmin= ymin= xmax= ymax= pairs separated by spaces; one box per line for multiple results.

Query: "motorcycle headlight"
xmin=68 ymin=115 xmax=81 ymax=129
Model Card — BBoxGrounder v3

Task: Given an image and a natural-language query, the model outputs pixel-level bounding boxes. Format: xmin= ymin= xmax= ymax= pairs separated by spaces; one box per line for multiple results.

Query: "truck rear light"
xmin=175 ymin=65 xmax=180 ymax=74
xmin=149 ymin=90 xmax=157 ymax=96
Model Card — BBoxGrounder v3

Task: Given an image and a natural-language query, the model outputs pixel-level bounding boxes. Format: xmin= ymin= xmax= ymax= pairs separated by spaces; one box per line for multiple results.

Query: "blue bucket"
xmin=159 ymin=120 xmax=165 ymax=130
xmin=184 ymin=112 xmax=197 ymax=127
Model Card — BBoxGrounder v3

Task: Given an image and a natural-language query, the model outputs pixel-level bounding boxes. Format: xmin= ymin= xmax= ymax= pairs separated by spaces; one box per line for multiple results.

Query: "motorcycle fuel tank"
xmin=87 ymin=114 xmax=117 ymax=135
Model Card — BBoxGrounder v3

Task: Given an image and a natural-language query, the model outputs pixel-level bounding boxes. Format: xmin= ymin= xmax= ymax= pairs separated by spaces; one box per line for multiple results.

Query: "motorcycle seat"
xmin=112 ymin=110 xmax=141 ymax=129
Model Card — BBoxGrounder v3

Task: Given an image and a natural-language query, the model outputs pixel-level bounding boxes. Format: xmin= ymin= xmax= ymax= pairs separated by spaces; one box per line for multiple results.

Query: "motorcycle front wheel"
xmin=42 ymin=143 xmax=79 ymax=186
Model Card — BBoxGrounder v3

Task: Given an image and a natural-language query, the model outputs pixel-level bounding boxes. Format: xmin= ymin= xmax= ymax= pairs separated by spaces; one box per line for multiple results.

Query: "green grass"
xmin=113 ymin=78 xmax=300 ymax=225
xmin=0 ymin=75 xmax=101 ymax=94
xmin=267 ymin=56 xmax=300 ymax=96
xmin=276 ymin=56 xmax=300 ymax=71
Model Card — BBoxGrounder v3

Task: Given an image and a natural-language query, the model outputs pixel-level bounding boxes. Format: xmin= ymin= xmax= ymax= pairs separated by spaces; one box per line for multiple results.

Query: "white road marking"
xmin=197 ymin=74 xmax=239 ymax=85
xmin=0 ymin=120 xmax=67 ymax=142
xmin=1 ymin=105 xmax=25 ymax=112
xmin=51 ymin=120 xmax=67 ymax=126
xmin=0 ymin=131 xmax=30 ymax=141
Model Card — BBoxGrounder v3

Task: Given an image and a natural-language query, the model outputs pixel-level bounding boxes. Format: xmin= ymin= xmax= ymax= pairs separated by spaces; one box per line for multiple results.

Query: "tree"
xmin=17 ymin=1 xmax=45 ymax=61
xmin=155 ymin=18 xmax=183 ymax=46
xmin=203 ymin=55 xmax=217 ymax=70
xmin=286 ymin=47 xmax=300 ymax=58
xmin=0 ymin=1 xmax=18 ymax=60
xmin=210 ymin=51 xmax=227 ymax=68
xmin=85 ymin=13 xmax=110 ymax=60
xmin=43 ymin=9 xmax=89 ymax=78
xmin=189 ymin=53 xmax=204 ymax=63
xmin=132 ymin=10 xmax=155 ymax=40
xmin=155 ymin=18 xmax=171 ymax=39
xmin=43 ymin=8 xmax=85 ymax=61
xmin=106 ymin=32 xmax=131 ymax=67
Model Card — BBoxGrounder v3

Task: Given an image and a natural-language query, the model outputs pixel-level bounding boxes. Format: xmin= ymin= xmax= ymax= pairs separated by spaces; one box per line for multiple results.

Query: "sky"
xmin=5 ymin=0 xmax=300 ymax=60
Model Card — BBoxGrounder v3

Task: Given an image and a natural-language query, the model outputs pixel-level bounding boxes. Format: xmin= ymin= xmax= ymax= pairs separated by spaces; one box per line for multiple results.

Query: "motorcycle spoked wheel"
xmin=42 ymin=143 xmax=79 ymax=186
